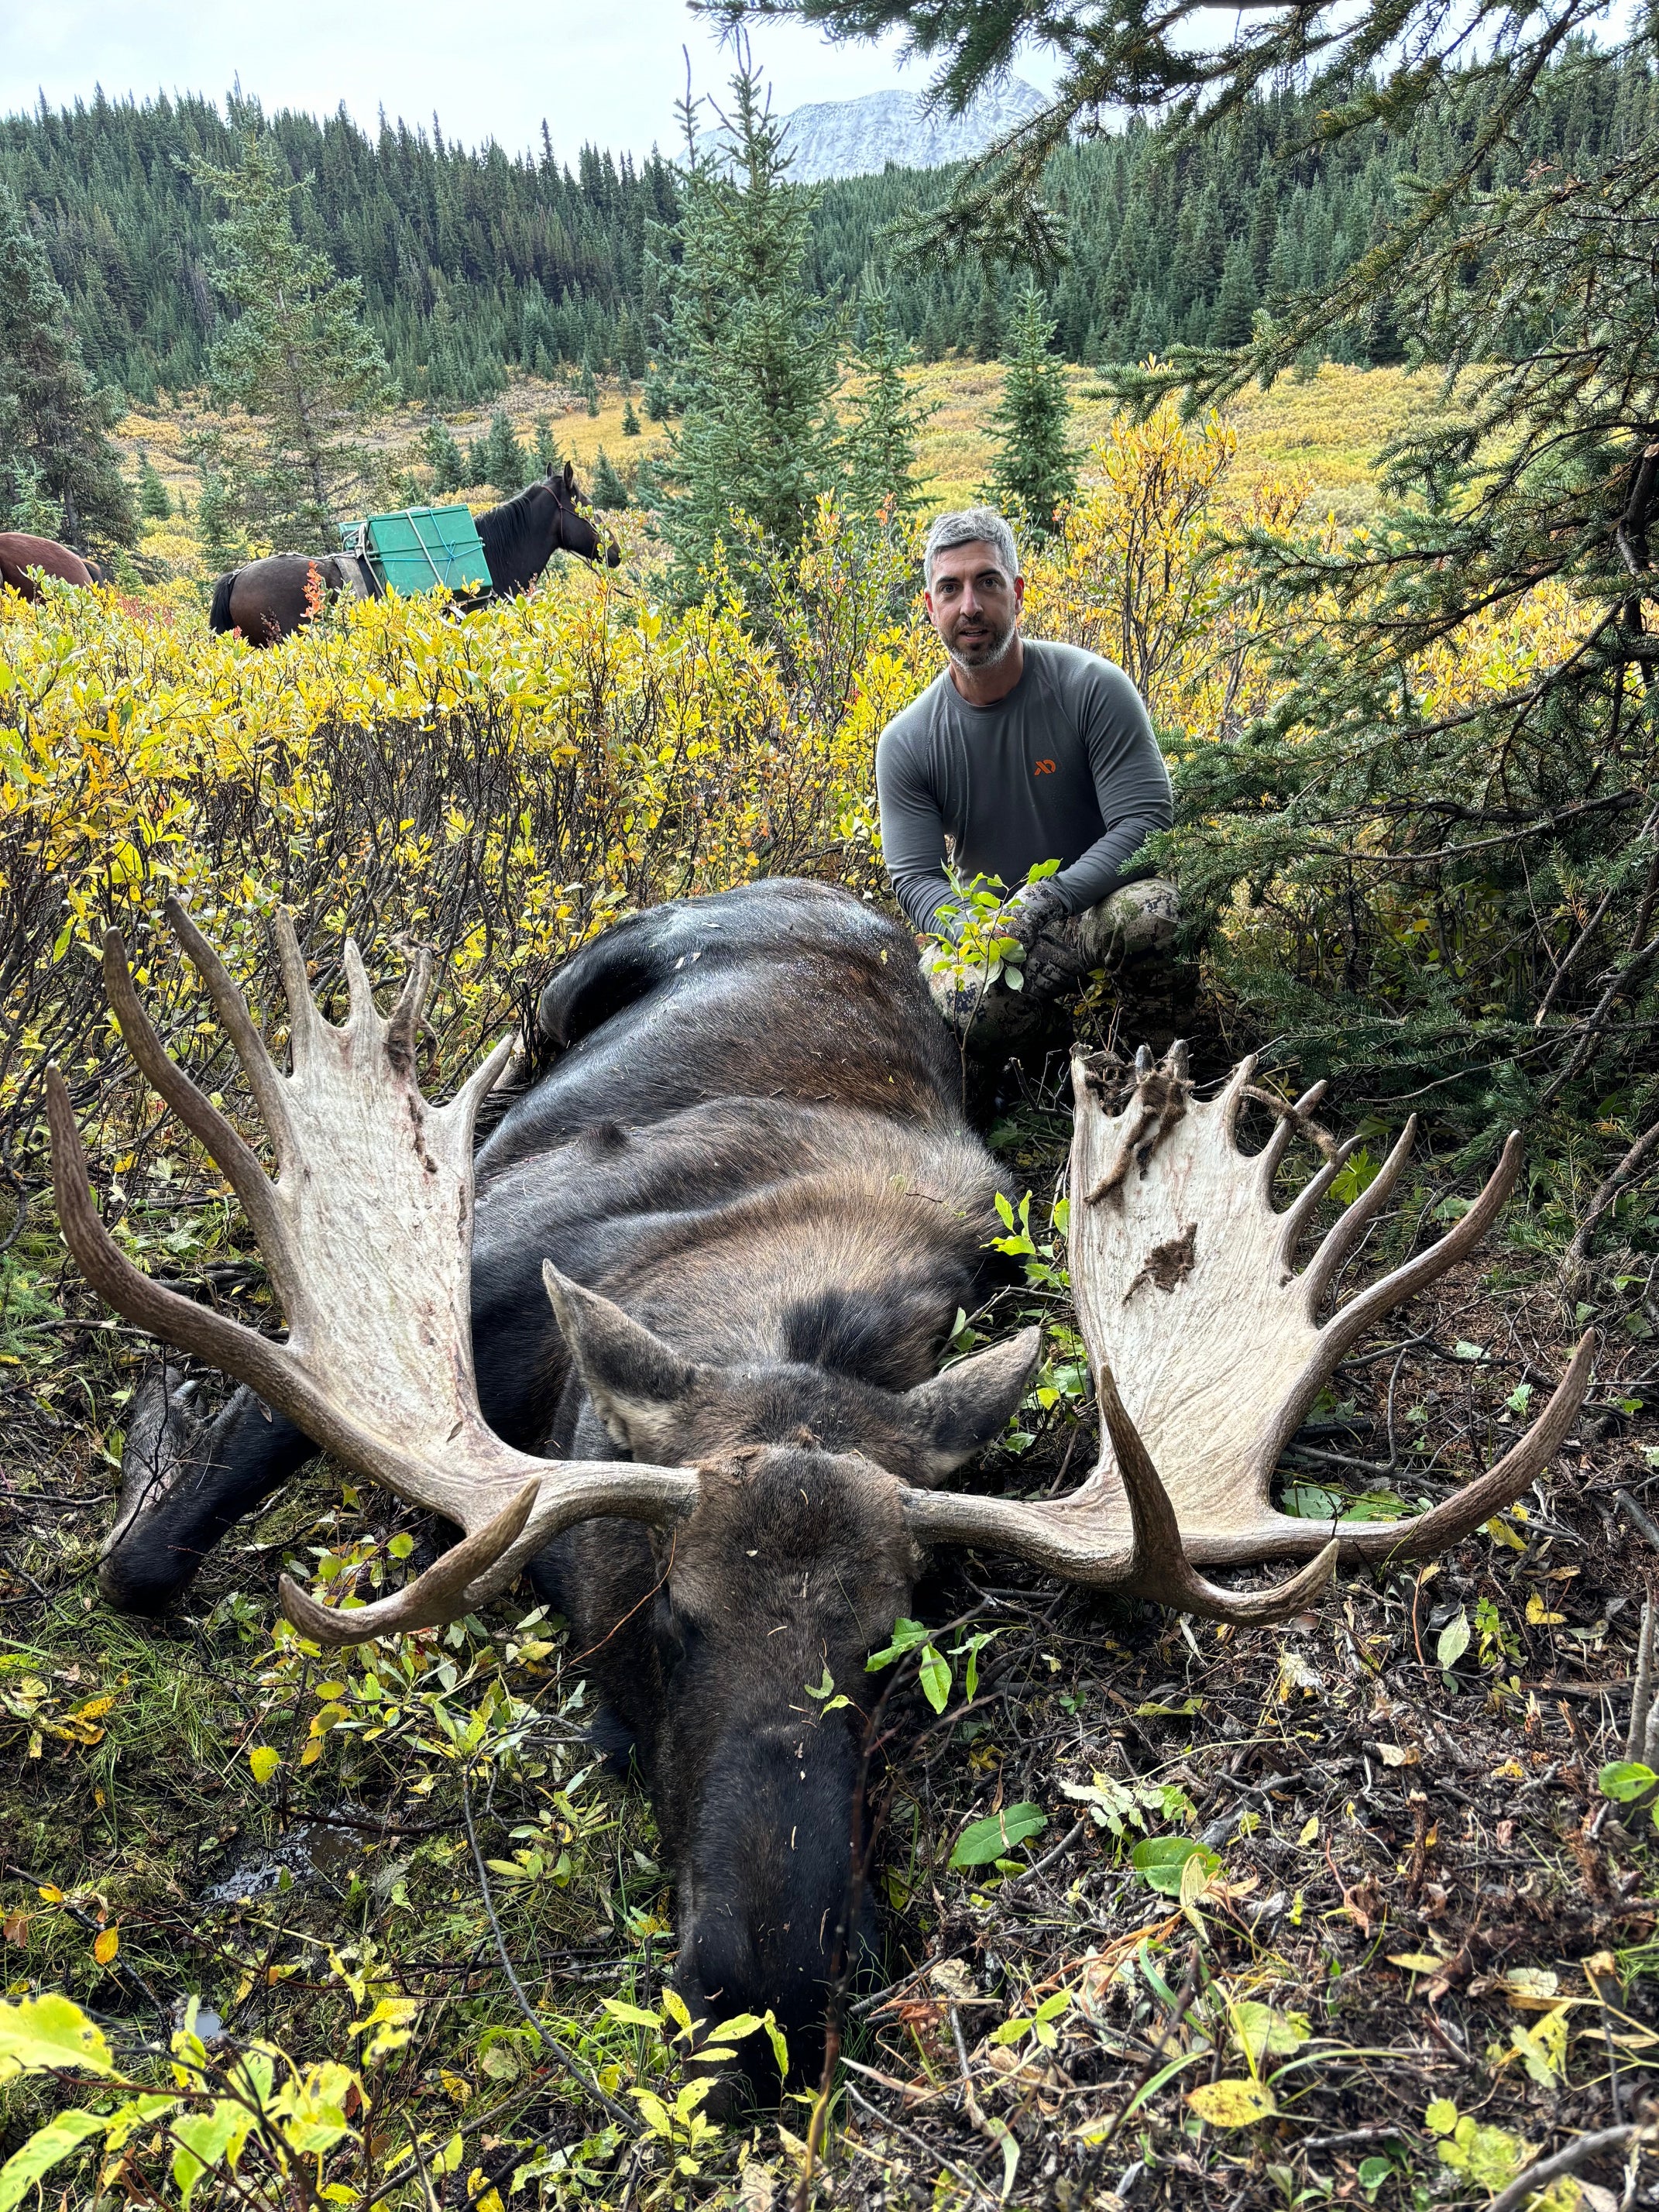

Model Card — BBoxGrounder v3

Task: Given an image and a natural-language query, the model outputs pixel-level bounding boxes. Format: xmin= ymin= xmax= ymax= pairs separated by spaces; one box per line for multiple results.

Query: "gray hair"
xmin=923 ymin=506 xmax=1020 ymax=589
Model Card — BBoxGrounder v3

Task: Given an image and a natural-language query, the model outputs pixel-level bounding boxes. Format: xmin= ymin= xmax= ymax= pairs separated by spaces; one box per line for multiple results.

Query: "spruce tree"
xmin=591 ymin=446 xmax=630 ymax=508
xmin=479 ymin=410 xmax=527 ymax=493
xmin=842 ymin=277 xmax=936 ymax=525
xmin=622 ymin=397 xmax=642 ymax=437
xmin=193 ymin=132 xmax=395 ymax=544
xmin=0 ymin=179 xmax=134 ymax=548
xmin=580 ymin=355 xmax=601 ymax=417
xmin=973 ymin=276 xmax=1004 ymax=362
xmin=1212 ymin=239 xmax=1259 ymax=348
xmin=986 ymin=280 xmax=1077 ymax=538
xmin=534 ymin=417 xmax=562 ymax=473
xmin=655 ymin=59 xmax=840 ymax=603
xmin=423 ymin=419 xmax=468 ymax=495
xmin=137 ymin=452 xmax=173 ymax=521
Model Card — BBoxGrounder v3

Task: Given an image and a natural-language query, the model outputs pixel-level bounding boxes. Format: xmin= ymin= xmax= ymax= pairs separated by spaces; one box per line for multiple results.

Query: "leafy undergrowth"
xmin=3 ymin=1054 xmax=1658 ymax=2210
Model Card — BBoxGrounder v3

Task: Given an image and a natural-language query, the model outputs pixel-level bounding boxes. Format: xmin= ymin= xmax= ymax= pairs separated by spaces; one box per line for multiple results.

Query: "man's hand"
xmin=997 ymin=878 xmax=1068 ymax=951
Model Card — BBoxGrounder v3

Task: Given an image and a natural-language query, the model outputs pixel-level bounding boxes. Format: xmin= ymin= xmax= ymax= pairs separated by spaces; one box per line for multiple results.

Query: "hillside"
xmin=4 ymin=57 xmax=1653 ymax=402
xmin=109 ymin=361 xmax=1455 ymax=596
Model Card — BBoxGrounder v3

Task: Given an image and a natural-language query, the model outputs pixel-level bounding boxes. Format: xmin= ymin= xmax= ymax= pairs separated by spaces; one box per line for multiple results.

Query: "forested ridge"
xmin=3 ymin=49 xmax=1653 ymax=402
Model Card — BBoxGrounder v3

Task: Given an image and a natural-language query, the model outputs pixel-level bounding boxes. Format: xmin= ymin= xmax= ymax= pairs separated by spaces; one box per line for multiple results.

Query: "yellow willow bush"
xmin=0 ymin=504 xmax=926 ymax=1208
xmin=1025 ymin=402 xmax=1308 ymax=740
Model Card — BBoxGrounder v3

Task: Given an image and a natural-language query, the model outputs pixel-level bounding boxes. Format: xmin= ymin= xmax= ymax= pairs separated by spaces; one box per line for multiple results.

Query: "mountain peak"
xmin=699 ymin=78 xmax=1047 ymax=184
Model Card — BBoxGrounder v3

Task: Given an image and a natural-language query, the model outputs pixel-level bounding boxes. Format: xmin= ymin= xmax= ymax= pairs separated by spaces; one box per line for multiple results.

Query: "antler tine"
xmin=100 ymin=926 xmax=290 ymax=1278
xmin=1094 ymin=1357 xmax=1338 ymax=1623
xmin=1273 ymin=1132 xmax=1365 ymax=1268
xmin=161 ymin=896 xmax=294 ymax=1152
xmin=1255 ymin=1079 xmax=1328 ymax=1191
xmin=46 ymin=1063 xmax=298 ymax=1413
xmin=1329 ymin=1328 xmax=1595 ymax=1563
xmin=280 ymin=1481 xmax=541 ymax=1645
xmin=1318 ymin=1129 xmax=1525 ymax=1366
xmin=273 ymin=907 xmax=322 ymax=1073
xmin=1300 ymin=1115 xmax=1419 ymax=1312
xmin=1214 ymin=1054 xmax=1258 ymax=1139
xmin=385 ymin=945 xmax=434 ymax=1074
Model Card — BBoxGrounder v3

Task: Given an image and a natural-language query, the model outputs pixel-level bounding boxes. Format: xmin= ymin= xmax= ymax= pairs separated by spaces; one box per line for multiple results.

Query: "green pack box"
xmin=343 ymin=505 xmax=490 ymax=595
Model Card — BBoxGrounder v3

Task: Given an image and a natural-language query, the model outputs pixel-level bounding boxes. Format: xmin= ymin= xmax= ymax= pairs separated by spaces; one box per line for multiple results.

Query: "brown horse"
xmin=207 ymin=462 xmax=620 ymax=647
xmin=0 ymin=533 xmax=94 ymax=601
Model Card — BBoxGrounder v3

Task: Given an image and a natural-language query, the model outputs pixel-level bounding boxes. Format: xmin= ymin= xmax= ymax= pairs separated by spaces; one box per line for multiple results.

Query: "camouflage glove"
xmin=998 ymin=878 xmax=1070 ymax=951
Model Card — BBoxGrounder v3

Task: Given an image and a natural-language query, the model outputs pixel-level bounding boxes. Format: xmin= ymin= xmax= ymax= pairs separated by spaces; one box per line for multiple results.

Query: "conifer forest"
xmin=2 ymin=3 xmax=1659 ymax=2207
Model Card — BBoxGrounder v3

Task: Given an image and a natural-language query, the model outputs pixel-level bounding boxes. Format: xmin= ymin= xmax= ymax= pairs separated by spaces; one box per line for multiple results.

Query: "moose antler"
xmin=905 ymin=1044 xmax=1593 ymax=1620
xmin=46 ymin=898 xmax=699 ymax=1644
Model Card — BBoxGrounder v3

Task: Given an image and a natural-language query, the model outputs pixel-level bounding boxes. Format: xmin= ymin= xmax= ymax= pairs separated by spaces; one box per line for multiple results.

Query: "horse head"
xmin=549 ymin=461 xmax=620 ymax=568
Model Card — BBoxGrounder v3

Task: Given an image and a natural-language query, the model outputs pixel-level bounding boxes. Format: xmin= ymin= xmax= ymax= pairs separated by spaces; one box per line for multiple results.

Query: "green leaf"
xmin=950 ymin=1803 xmax=1047 ymax=1869
xmin=804 ymin=1665 xmax=836 ymax=1700
xmin=0 ymin=1992 xmax=116 ymax=2080
xmin=1231 ymin=2000 xmax=1310 ymax=2062
xmin=1424 ymin=2098 xmax=1459 ymax=2137
xmin=1452 ymin=1340 xmax=1486 ymax=1362
xmin=1598 ymin=1760 xmax=1659 ymax=1802
xmin=1188 ymin=2078 xmax=1276 ymax=2127
xmin=600 ymin=1997 xmax=662 ymax=2031
xmin=171 ymin=2100 xmax=252 ymax=2209
xmin=0 ymin=2109 xmax=112 ymax=2210
xmin=917 ymin=1644 xmax=952 ymax=1713
xmin=1130 ymin=1836 xmax=1219 ymax=1897
xmin=1435 ymin=1608 xmax=1470 ymax=1670
xmin=867 ymin=1617 xmax=932 ymax=1671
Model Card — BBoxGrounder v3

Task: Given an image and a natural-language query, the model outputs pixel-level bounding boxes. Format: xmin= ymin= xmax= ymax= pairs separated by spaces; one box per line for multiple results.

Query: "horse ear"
xmin=563 ymin=460 xmax=575 ymax=492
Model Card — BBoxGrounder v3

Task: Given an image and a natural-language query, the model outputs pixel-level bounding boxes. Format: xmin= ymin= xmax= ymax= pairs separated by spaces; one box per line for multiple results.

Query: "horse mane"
xmin=475 ymin=479 xmax=558 ymax=589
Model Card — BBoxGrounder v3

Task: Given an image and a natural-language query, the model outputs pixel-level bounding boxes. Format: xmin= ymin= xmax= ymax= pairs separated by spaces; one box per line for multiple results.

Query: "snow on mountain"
xmin=698 ymin=79 xmax=1048 ymax=184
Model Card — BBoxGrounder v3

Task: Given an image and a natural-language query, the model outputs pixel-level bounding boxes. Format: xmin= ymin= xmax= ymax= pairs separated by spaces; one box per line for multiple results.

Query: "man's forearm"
xmin=1053 ymin=811 xmax=1171 ymax=915
xmin=891 ymin=868 xmax=956 ymax=936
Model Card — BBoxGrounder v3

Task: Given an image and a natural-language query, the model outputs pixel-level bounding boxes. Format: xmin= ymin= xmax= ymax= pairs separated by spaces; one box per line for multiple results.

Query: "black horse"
xmin=207 ymin=462 xmax=620 ymax=647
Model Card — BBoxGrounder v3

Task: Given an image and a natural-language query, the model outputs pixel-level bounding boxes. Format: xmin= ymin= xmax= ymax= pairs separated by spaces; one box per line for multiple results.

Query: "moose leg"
xmin=99 ymin=1369 xmax=318 ymax=1614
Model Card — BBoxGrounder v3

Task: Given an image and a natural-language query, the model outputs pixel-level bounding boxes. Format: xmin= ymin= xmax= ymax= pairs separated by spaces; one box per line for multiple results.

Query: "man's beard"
xmin=944 ymin=610 xmax=1018 ymax=673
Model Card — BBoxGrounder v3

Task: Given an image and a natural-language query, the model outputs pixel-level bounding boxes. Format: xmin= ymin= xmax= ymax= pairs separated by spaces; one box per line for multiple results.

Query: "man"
xmin=876 ymin=506 xmax=1179 ymax=1073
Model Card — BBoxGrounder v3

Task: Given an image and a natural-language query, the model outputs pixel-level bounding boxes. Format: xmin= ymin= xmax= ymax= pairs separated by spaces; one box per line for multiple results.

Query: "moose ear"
xmin=542 ymin=1263 xmax=699 ymax=1455
xmin=900 ymin=1328 xmax=1041 ymax=1485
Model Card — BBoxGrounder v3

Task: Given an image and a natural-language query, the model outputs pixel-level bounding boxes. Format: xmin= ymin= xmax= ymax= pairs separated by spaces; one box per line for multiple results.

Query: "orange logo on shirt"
xmin=1033 ymin=757 xmax=1057 ymax=775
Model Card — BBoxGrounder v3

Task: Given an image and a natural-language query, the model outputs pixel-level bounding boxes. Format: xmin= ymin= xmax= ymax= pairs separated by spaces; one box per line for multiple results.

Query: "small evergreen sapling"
xmin=136 ymin=452 xmax=172 ymax=522
xmin=987 ymin=280 xmax=1077 ymax=539
xmin=423 ymin=419 xmax=468 ymax=495
xmin=590 ymin=446 xmax=630 ymax=509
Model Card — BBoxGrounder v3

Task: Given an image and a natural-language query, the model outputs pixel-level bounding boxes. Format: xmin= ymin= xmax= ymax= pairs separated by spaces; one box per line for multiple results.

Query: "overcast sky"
xmin=0 ymin=1 xmax=1048 ymax=162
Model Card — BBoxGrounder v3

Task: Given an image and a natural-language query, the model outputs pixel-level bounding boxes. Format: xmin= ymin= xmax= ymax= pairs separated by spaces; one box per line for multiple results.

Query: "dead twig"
xmin=1486 ymin=2124 xmax=1647 ymax=2212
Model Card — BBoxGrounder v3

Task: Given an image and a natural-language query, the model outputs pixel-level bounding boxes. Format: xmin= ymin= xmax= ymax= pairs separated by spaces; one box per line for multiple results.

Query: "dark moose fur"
xmin=105 ymin=880 xmax=1031 ymax=2090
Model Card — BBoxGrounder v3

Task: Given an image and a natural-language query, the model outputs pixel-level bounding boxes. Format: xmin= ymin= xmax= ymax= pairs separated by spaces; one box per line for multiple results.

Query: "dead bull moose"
xmin=47 ymin=881 xmax=1592 ymax=2100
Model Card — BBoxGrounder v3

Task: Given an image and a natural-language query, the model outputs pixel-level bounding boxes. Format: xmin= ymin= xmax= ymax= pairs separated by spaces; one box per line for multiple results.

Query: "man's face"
xmin=924 ymin=541 xmax=1024 ymax=672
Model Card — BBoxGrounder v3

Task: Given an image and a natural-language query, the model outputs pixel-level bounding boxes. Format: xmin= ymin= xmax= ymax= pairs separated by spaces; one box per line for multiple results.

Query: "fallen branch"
xmin=1486 ymin=2123 xmax=1648 ymax=2212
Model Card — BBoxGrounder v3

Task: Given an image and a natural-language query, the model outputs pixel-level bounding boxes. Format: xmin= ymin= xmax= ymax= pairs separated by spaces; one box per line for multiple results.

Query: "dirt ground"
xmin=2 ymin=1019 xmax=1657 ymax=2209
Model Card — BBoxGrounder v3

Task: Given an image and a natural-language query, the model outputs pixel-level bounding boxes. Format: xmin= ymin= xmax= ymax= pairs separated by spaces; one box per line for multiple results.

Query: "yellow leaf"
xmin=1298 ymin=1816 xmax=1319 ymax=1846
xmin=465 ymin=2170 xmax=505 ymax=2212
xmin=93 ymin=1927 xmax=119 ymax=1965
xmin=247 ymin=1746 xmax=280 ymax=1786
xmin=1375 ymin=1743 xmax=1419 ymax=1767
xmin=1389 ymin=1953 xmax=1444 ymax=1976
xmin=1188 ymin=2079 xmax=1277 ymax=2127
xmin=1526 ymin=1591 xmax=1565 ymax=1626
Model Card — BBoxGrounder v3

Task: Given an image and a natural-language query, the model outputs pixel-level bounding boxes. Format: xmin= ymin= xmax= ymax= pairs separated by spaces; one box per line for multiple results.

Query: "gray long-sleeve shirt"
xmin=874 ymin=639 xmax=1173 ymax=935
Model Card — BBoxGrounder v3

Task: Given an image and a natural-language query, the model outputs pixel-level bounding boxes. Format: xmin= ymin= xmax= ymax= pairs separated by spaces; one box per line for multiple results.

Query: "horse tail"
xmin=207 ymin=570 xmax=237 ymax=634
